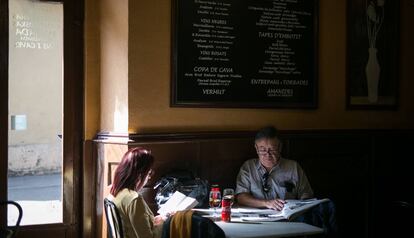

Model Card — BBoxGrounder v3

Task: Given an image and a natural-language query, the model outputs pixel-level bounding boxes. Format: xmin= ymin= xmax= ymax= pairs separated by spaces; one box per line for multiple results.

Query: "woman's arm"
xmin=129 ymin=197 xmax=164 ymax=238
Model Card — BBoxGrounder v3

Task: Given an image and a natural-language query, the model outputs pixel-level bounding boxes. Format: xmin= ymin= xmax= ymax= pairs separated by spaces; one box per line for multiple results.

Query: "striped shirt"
xmin=235 ymin=158 xmax=313 ymax=200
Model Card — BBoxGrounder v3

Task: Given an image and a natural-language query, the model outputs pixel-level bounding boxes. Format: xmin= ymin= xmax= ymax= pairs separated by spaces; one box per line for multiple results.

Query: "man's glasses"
xmin=255 ymin=142 xmax=281 ymax=156
xmin=256 ymin=148 xmax=279 ymax=155
xmin=262 ymin=172 xmax=270 ymax=193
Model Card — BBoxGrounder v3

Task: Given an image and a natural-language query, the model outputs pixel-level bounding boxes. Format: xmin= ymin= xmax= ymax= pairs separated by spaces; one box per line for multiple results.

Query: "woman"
xmin=109 ymin=147 xmax=166 ymax=238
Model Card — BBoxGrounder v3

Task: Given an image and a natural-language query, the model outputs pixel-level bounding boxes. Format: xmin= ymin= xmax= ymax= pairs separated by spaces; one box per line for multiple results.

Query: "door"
xmin=0 ymin=0 xmax=83 ymax=237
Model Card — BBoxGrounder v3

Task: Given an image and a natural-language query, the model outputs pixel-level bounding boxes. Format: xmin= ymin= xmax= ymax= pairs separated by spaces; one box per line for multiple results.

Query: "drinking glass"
xmin=223 ymin=188 xmax=235 ymax=206
xmin=209 ymin=189 xmax=221 ymax=218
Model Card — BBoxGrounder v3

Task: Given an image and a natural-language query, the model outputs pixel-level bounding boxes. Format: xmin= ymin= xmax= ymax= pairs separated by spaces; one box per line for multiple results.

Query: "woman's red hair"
xmin=110 ymin=147 xmax=154 ymax=196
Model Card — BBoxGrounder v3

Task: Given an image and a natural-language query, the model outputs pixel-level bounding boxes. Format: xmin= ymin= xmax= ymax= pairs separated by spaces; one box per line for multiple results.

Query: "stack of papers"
xmin=240 ymin=216 xmax=286 ymax=222
xmin=237 ymin=198 xmax=330 ymax=221
xmin=231 ymin=208 xmax=285 ymax=222
xmin=192 ymin=198 xmax=330 ymax=222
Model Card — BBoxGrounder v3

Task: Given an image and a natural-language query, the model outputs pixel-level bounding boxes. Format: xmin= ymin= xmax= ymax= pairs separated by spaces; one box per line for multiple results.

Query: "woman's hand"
xmin=264 ymin=199 xmax=286 ymax=211
xmin=154 ymin=211 xmax=176 ymax=225
xmin=153 ymin=215 xmax=165 ymax=226
xmin=167 ymin=211 xmax=176 ymax=217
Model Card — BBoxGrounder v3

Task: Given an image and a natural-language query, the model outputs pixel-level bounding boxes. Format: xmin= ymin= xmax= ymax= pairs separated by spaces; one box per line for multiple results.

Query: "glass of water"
xmin=223 ymin=188 xmax=235 ymax=207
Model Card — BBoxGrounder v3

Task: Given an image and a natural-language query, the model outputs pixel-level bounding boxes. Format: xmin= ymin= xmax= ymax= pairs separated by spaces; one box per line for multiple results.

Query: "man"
xmin=236 ymin=126 xmax=338 ymax=237
xmin=236 ymin=126 xmax=313 ymax=211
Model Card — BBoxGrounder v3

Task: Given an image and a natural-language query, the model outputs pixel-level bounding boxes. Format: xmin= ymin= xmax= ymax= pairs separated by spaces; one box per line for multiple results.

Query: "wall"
xmin=85 ymin=0 xmax=414 ymax=139
xmin=100 ymin=0 xmax=129 ymax=134
xmin=8 ymin=0 xmax=63 ymax=175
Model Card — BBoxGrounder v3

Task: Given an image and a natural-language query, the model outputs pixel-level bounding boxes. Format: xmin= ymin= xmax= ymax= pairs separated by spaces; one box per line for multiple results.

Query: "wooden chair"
xmin=0 ymin=201 xmax=23 ymax=238
xmin=104 ymin=198 xmax=124 ymax=238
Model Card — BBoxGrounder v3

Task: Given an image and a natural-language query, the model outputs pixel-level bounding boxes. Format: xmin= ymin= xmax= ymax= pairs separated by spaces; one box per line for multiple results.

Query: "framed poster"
xmin=347 ymin=0 xmax=399 ymax=109
xmin=171 ymin=0 xmax=319 ymax=108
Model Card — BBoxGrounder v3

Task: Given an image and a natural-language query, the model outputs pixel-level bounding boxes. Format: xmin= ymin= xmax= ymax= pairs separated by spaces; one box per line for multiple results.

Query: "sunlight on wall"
xmin=113 ymin=97 xmax=128 ymax=134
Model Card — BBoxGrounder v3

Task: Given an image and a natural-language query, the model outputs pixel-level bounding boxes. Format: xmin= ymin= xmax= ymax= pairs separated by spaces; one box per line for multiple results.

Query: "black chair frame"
xmin=104 ymin=198 xmax=124 ymax=238
xmin=0 ymin=201 xmax=23 ymax=238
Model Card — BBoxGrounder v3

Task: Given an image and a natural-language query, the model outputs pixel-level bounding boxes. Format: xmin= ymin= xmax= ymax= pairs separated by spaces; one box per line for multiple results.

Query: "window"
xmin=8 ymin=0 xmax=63 ymax=225
xmin=1 ymin=0 xmax=83 ymax=236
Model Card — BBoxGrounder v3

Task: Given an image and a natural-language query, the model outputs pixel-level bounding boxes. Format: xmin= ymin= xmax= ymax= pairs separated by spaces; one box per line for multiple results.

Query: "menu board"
xmin=171 ymin=0 xmax=318 ymax=108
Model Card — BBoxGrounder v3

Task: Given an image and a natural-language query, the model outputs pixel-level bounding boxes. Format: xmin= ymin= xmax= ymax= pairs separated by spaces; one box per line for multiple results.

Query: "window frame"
xmin=0 ymin=0 xmax=84 ymax=236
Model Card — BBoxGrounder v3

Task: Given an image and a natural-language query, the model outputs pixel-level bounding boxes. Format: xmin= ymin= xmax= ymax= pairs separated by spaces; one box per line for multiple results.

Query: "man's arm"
xmin=296 ymin=163 xmax=314 ymax=200
xmin=237 ymin=192 xmax=286 ymax=211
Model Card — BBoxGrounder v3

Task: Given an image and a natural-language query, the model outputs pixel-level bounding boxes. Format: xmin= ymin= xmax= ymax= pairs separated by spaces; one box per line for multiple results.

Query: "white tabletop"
xmin=193 ymin=208 xmax=323 ymax=238
xmin=216 ymin=221 xmax=323 ymax=238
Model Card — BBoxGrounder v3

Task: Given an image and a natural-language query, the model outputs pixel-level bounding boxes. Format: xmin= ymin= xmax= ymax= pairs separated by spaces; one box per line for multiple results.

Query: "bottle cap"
xmin=211 ymin=184 xmax=220 ymax=191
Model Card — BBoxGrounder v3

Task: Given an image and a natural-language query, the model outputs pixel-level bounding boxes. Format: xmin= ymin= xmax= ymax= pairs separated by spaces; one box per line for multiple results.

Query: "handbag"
xmin=154 ymin=169 xmax=209 ymax=208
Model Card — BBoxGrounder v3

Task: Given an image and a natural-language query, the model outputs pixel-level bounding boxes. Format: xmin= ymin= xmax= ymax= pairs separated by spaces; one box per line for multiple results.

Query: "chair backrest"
xmin=104 ymin=198 xmax=124 ymax=238
xmin=0 ymin=201 xmax=23 ymax=238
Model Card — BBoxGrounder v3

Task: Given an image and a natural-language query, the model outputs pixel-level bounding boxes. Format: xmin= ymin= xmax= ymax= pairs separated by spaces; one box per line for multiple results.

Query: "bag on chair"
xmin=154 ymin=169 xmax=209 ymax=209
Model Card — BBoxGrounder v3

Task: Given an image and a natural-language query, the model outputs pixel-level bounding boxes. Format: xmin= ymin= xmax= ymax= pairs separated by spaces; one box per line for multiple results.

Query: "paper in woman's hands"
xmin=157 ymin=191 xmax=198 ymax=216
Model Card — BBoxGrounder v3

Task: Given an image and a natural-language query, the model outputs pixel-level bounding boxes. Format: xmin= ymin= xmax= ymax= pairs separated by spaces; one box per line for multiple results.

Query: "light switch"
xmin=11 ymin=115 xmax=27 ymax=130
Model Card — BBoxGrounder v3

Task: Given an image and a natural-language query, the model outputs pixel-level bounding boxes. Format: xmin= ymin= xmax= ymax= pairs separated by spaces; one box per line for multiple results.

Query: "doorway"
xmin=0 ymin=0 xmax=83 ymax=237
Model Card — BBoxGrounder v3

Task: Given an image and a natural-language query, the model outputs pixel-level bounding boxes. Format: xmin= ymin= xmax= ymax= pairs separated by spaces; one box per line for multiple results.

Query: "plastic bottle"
xmin=221 ymin=196 xmax=231 ymax=222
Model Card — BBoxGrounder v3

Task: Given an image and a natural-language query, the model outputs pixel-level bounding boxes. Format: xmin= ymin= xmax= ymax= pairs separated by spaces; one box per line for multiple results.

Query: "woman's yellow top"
xmin=112 ymin=188 xmax=163 ymax=238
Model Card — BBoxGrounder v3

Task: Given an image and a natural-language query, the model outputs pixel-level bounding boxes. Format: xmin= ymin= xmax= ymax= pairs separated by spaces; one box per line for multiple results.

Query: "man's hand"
xmin=264 ymin=199 xmax=286 ymax=211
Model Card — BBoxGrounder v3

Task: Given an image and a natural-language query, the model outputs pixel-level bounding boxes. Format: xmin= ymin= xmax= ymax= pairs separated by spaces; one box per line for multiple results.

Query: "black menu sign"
xmin=171 ymin=0 xmax=318 ymax=108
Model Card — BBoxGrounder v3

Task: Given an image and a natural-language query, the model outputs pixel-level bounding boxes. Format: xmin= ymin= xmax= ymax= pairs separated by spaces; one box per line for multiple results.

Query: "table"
xmin=193 ymin=208 xmax=323 ymax=238
xmin=216 ymin=221 xmax=323 ymax=238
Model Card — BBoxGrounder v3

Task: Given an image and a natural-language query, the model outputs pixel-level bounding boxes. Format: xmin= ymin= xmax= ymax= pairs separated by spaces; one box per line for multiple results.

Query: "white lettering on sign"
xmin=202 ymin=88 xmax=226 ymax=95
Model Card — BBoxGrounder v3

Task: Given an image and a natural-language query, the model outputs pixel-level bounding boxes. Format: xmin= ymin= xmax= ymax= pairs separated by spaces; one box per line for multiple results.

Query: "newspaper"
xmin=239 ymin=198 xmax=330 ymax=222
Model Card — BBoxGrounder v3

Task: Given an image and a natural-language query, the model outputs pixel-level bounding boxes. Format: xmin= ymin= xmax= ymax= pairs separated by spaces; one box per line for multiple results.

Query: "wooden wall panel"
xmin=96 ymin=143 xmax=128 ymax=238
xmin=371 ymin=132 xmax=414 ymax=237
xmin=83 ymin=140 xmax=96 ymax=238
xmin=284 ymin=134 xmax=371 ymax=238
xmin=199 ymin=138 xmax=256 ymax=189
xmin=138 ymin=142 xmax=202 ymax=187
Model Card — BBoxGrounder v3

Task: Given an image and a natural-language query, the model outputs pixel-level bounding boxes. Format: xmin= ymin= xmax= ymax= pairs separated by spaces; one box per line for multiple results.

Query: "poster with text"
xmin=171 ymin=0 xmax=318 ymax=108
